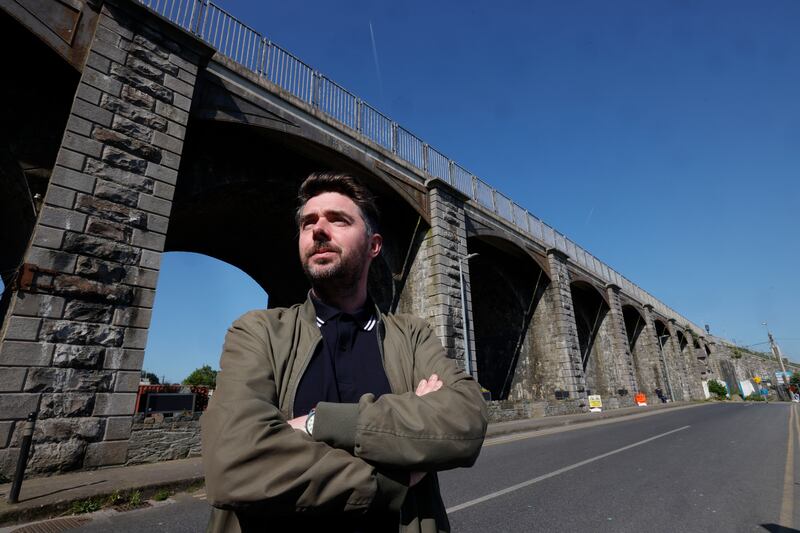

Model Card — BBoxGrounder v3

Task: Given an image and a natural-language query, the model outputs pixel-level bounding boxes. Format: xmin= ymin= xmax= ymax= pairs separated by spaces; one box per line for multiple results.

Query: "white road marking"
xmin=447 ymin=425 xmax=691 ymax=514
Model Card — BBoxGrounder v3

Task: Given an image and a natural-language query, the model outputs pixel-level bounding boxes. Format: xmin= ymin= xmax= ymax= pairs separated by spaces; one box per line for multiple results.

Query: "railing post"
xmin=422 ymin=143 xmax=429 ymax=173
xmin=311 ymin=71 xmax=319 ymax=108
xmin=355 ymin=99 xmax=362 ymax=133
xmin=191 ymin=0 xmax=207 ymax=36
xmin=471 ymin=175 xmax=478 ymax=203
xmin=491 ymin=189 xmax=497 ymax=213
xmin=448 ymin=160 xmax=455 ymax=187
xmin=391 ymin=122 xmax=398 ymax=154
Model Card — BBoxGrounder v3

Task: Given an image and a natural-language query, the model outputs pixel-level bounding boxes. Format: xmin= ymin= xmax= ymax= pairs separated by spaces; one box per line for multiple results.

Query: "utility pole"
xmin=763 ymin=322 xmax=788 ymax=387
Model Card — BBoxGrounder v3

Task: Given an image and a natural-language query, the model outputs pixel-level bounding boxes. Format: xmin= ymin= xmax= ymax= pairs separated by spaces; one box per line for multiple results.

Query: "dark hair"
xmin=296 ymin=172 xmax=380 ymax=235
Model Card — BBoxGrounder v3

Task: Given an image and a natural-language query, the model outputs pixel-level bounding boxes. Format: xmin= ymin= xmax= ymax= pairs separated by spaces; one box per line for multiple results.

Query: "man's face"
xmin=298 ymin=191 xmax=382 ymax=288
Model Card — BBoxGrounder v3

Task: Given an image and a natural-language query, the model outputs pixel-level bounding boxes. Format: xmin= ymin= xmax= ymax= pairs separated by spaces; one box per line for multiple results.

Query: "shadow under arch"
xmin=570 ymin=280 xmax=612 ymax=396
xmin=623 ymin=304 xmax=659 ymax=395
xmin=466 ymin=234 xmax=551 ymax=401
xmin=169 ymin=119 xmax=427 ymax=312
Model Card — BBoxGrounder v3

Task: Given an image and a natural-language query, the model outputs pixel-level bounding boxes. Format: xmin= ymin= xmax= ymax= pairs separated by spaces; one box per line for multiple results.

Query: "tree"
xmin=790 ymin=372 xmax=799 ymax=388
xmin=707 ymin=379 xmax=727 ymax=400
xmin=141 ymin=371 xmax=160 ymax=384
xmin=184 ymin=365 xmax=218 ymax=388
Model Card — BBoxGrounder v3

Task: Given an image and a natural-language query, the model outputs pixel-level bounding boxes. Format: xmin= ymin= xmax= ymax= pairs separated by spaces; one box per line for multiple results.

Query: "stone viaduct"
xmin=0 ymin=0 xmax=796 ymax=476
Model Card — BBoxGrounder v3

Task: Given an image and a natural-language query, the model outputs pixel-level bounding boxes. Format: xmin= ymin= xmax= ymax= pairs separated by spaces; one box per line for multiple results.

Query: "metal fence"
xmin=138 ymin=0 xmax=704 ymax=334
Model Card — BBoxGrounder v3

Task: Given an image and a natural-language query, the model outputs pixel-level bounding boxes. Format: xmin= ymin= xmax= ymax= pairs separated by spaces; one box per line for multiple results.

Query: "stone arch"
xmin=622 ymin=304 xmax=657 ymax=395
xmin=570 ymin=280 xmax=612 ymax=396
xmin=171 ymin=119 xmax=427 ymax=312
xmin=466 ymin=234 xmax=551 ymax=401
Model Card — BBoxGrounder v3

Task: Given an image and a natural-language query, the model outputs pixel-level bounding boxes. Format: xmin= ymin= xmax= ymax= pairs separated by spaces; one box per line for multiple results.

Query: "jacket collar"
xmin=299 ymin=291 xmax=382 ymax=332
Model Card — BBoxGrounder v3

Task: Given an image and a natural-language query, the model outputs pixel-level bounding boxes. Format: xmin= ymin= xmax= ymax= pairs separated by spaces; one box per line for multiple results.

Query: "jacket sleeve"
xmin=202 ymin=311 xmax=408 ymax=513
xmin=313 ymin=316 xmax=488 ymax=471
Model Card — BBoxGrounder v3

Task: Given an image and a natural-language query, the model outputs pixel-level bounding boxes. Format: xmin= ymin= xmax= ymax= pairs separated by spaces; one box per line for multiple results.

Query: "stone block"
xmin=4 ymin=317 xmax=41 ymax=341
xmin=38 ymin=206 xmax=87 ymax=232
xmin=83 ymin=67 xmax=123 ymax=97
xmin=62 ymin=232 xmax=139 ymax=265
xmin=0 ymin=394 xmax=40 ymax=419
xmin=85 ymin=217 xmax=132 ymax=243
xmin=92 ymin=38 xmax=128 ymax=65
xmin=0 ymin=421 xmax=13 ymax=447
xmin=52 ymin=274 xmax=133 ymax=304
xmin=0 ymin=368 xmax=26 ymax=392
xmin=100 ymin=94 xmax=167 ymax=131
xmin=50 ymin=166 xmax=95 ymax=194
xmin=110 ymin=64 xmax=172 ymax=104
xmin=74 ymin=255 xmax=128 ymax=285
xmin=103 ymin=348 xmax=144 ymax=370
xmin=125 ymin=56 xmax=165 ymax=83
xmin=93 ymin=393 xmax=136 ymax=416
xmin=154 ymin=100 xmax=188 ymax=125
xmin=123 ymin=266 xmax=159 ymax=289
xmin=171 ymin=92 xmax=191 ymax=112
xmin=145 ymin=162 xmax=178 ymax=185
xmin=104 ymin=416 xmax=133 ymax=440
xmin=76 ymin=84 xmax=102 ymax=106
xmin=115 ymin=371 xmax=141 ymax=392
xmin=62 ymin=131 xmax=104 ymax=159
xmin=163 ymin=73 xmax=193 ymax=98
xmin=95 ymin=180 xmax=140 ymax=208
xmin=28 ymin=439 xmax=86 ymax=473
xmin=113 ymin=307 xmax=152 ymax=329
xmin=21 ymin=417 xmax=103 ymax=444
xmin=45 ymin=184 xmax=77 ymax=209
xmin=72 ymin=98 xmax=114 ymax=127
xmin=84 ymin=160 xmax=155 ymax=193
xmin=13 ymin=293 xmax=66 ymax=318
xmin=101 ymin=146 xmax=148 ymax=173
xmin=146 ymin=213 xmax=169 ymax=234
xmin=84 ymin=440 xmax=129 ymax=467
xmin=24 ymin=368 xmax=113 ymax=393
xmin=66 ymin=115 xmax=93 ymax=136
xmin=122 ymin=328 xmax=148 ymax=350
xmin=0 ymin=341 xmax=54 ymax=366
xmin=132 ymin=288 xmax=155 ymax=308
xmin=39 ymin=393 xmax=95 ymax=418
xmin=98 ymin=12 xmax=134 ymax=40
xmin=94 ymin=24 xmax=121 ymax=47
xmin=166 ymin=120 xmax=186 ymax=140
xmin=138 ymin=193 xmax=172 ymax=217
xmin=42 ymin=320 xmax=124 ymax=347
xmin=160 ymin=150 xmax=180 ymax=170
xmin=168 ymin=52 xmax=198 ymax=75
xmin=151 ymin=130 xmax=182 ymax=155
xmin=132 ymin=229 xmax=166 ymax=251
xmin=95 ymin=128 xmax=161 ymax=163
xmin=139 ymin=249 xmax=161 ymax=270
xmin=176 ymin=66 xmax=195 ymax=84
xmin=111 ymin=115 xmax=153 ymax=143
xmin=0 ymin=448 xmax=20 ymax=479
xmin=132 ymin=40 xmax=178 ymax=73
xmin=53 ymin=343 xmax=105 ymax=369
xmin=32 ymin=226 xmax=64 ymax=250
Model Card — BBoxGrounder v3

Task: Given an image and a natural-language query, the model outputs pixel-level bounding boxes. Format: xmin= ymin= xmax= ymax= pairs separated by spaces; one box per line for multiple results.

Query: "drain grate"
xmin=11 ymin=516 xmax=91 ymax=533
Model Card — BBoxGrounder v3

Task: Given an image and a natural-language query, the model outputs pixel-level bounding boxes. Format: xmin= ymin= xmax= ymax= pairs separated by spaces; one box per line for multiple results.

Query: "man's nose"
xmin=312 ymin=222 xmax=330 ymax=241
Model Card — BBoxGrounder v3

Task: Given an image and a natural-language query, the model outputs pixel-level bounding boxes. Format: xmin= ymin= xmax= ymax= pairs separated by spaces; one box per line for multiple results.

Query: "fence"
xmin=138 ymin=0 xmax=703 ymax=333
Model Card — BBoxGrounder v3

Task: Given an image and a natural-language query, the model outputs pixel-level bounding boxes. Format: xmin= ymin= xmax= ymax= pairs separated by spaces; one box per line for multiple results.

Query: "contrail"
xmin=368 ymin=21 xmax=383 ymax=99
xmin=585 ymin=206 xmax=595 ymax=225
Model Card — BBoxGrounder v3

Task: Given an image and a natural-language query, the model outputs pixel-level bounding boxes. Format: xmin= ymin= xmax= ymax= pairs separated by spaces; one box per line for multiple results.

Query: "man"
xmin=202 ymin=172 xmax=488 ymax=532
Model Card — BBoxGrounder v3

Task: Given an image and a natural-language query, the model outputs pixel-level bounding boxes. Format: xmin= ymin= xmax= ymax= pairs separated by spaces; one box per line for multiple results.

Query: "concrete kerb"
xmin=0 ymin=401 xmax=701 ymax=527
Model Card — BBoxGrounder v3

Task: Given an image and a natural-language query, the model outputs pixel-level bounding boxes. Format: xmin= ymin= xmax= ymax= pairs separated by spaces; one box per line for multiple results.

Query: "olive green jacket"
xmin=202 ymin=296 xmax=488 ymax=532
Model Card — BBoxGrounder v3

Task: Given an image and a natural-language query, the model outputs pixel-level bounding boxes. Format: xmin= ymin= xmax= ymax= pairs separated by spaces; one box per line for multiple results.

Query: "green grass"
xmin=153 ymin=488 xmax=171 ymax=501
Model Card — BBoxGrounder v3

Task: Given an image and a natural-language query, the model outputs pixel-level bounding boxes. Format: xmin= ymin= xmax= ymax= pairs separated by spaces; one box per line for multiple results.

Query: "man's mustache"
xmin=306 ymin=243 xmax=342 ymax=259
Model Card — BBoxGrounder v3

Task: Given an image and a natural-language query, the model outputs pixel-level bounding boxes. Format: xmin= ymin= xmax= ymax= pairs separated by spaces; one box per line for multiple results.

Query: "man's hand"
xmin=415 ymin=374 xmax=443 ymax=396
xmin=409 ymin=374 xmax=443 ymax=486
xmin=288 ymin=414 xmax=308 ymax=433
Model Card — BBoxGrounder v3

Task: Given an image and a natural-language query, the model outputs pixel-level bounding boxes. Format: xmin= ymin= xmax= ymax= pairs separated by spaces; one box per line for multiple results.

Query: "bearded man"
xmin=202 ymin=172 xmax=488 ymax=532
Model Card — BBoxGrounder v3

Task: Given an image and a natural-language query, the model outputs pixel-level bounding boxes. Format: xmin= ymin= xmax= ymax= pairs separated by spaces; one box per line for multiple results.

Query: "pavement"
xmin=0 ymin=400 xmax=696 ymax=527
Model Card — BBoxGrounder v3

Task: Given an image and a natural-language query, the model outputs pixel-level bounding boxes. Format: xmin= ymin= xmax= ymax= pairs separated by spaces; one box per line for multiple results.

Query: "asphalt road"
xmin=67 ymin=402 xmax=799 ymax=532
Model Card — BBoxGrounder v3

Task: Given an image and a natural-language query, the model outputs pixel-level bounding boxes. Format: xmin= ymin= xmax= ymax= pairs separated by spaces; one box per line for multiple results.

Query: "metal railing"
xmin=138 ymin=0 xmax=705 ymax=335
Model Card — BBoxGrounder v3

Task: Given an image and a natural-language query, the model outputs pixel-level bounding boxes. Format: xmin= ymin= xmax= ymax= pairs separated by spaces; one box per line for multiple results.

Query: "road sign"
xmin=753 ymin=376 xmax=761 ymax=384
xmin=588 ymin=395 xmax=602 ymax=412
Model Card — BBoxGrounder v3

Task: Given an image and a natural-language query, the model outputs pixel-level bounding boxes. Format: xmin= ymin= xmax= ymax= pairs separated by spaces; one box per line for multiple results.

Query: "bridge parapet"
xmin=137 ymin=0 xmax=705 ymax=337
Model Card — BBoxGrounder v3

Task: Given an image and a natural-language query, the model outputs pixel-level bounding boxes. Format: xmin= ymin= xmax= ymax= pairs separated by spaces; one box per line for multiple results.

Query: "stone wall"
xmin=126 ymin=413 xmax=201 ymax=464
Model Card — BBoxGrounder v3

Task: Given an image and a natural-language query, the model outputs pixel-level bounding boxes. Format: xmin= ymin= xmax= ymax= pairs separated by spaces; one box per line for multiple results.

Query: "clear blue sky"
xmin=4 ymin=0 xmax=798 ymax=382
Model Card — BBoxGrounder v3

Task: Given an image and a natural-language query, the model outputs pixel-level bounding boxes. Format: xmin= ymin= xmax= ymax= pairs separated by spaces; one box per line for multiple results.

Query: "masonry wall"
xmin=0 ymin=0 xmax=209 ymax=476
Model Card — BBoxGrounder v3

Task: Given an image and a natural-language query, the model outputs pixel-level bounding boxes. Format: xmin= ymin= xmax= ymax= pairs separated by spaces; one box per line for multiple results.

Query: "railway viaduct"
xmin=0 ymin=0 xmax=796 ymax=475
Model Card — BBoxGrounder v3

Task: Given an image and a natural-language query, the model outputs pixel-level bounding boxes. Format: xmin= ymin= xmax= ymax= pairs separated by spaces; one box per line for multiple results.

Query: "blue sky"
xmin=4 ymin=0 xmax=799 ymax=382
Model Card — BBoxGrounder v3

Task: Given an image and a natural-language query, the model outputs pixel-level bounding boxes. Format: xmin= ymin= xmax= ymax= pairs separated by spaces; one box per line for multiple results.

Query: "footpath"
xmin=0 ymin=400 xmax=697 ymax=527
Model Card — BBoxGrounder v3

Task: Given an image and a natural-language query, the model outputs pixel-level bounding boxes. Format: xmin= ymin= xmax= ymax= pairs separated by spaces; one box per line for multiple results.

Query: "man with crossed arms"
xmin=203 ymin=172 xmax=488 ymax=532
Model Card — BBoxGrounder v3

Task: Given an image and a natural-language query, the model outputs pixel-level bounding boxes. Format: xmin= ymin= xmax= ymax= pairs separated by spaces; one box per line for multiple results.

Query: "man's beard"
xmin=301 ymin=241 xmax=367 ymax=293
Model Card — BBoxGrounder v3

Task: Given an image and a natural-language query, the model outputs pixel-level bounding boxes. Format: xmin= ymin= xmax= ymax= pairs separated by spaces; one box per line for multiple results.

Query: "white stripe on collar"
xmin=315 ymin=315 xmax=376 ymax=331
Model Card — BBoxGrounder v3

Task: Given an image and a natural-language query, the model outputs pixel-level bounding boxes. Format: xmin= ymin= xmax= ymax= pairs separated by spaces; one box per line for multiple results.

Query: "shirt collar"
xmin=309 ymin=291 xmax=377 ymax=331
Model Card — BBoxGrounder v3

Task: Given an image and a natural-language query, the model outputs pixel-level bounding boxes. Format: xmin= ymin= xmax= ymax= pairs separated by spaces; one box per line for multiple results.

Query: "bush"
xmin=707 ymin=380 xmax=728 ymax=400
xmin=745 ymin=393 xmax=765 ymax=402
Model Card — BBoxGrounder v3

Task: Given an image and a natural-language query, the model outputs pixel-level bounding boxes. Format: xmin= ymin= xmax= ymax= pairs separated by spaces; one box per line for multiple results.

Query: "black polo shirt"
xmin=293 ymin=294 xmax=392 ymax=417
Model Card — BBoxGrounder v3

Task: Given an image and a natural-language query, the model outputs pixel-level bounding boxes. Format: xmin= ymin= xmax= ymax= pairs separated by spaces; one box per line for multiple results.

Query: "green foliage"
xmin=106 ymin=490 xmax=125 ymax=506
xmin=745 ymin=393 xmax=766 ymax=402
xmin=707 ymin=379 xmax=728 ymax=400
xmin=183 ymin=365 xmax=217 ymax=388
xmin=128 ymin=490 xmax=143 ymax=507
xmin=141 ymin=371 xmax=160 ymax=384
xmin=70 ymin=497 xmax=103 ymax=514
xmin=731 ymin=348 xmax=743 ymax=359
xmin=790 ymin=373 xmax=800 ymax=387
xmin=153 ymin=488 xmax=171 ymax=501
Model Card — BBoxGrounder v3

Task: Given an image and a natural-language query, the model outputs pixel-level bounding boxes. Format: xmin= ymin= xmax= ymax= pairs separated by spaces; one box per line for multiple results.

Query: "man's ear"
xmin=369 ymin=233 xmax=383 ymax=258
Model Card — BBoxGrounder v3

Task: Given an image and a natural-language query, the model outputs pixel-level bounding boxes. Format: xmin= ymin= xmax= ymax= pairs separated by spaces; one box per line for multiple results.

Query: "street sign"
xmin=753 ymin=376 xmax=761 ymax=384
xmin=588 ymin=395 xmax=602 ymax=412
